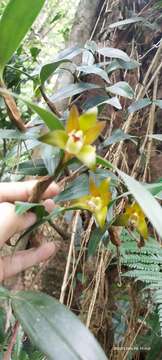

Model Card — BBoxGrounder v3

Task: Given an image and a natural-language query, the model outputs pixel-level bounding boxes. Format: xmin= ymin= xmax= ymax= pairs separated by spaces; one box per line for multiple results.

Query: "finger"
xmin=0 ymin=180 xmax=60 ymax=203
xmin=0 ymin=243 xmax=58 ymax=282
xmin=0 ymin=203 xmax=37 ymax=246
xmin=43 ymin=199 xmax=56 ymax=213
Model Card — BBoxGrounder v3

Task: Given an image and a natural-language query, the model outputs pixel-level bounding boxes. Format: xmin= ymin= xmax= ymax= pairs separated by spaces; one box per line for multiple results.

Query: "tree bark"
xmin=69 ymin=0 xmax=101 ymax=46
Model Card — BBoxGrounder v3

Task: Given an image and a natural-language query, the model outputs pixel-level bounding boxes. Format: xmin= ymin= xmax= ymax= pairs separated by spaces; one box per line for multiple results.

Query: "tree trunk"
xmin=69 ymin=0 xmax=101 ymax=46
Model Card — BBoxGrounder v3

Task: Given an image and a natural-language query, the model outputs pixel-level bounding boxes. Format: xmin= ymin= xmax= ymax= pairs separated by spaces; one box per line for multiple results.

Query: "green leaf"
xmin=30 ymin=46 xmax=41 ymax=60
xmin=96 ymin=156 xmax=114 ymax=170
xmin=154 ymin=100 xmax=162 ymax=109
xmin=88 ymin=228 xmax=106 ymax=257
xmin=15 ymin=202 xmax=45 ymax=216
xmin=16 ymin=201 xmax=48 ymax=220
xmin=107 ymin=81 xmax=134 ymax=99
xmin=18 ymin=159 xmax=47 ymax=176
xmin=55 ymin=46 xmax=83 ymax=61
xmin=41 ymin=145 xmax=61 ymax=176
xmin=40 ymin=59 xmax=71 ymax=84
xmin=0 ymin=129 xmax=38 ymax=140
xmin=145 ymin=182 xmax=162 ymax=196
xmin=94 ymin=168 xmax=118 ymax=185
xmin=0 ymin=87 xmax=63 ymax=131
xmin=103 ymin=97 xmax=122 ymax=109
xmin=107 ymin=59 xmax=140 ymax=74
xmin=23 ymin=100 xmax=64 ymax=131
xmin=0 ymin=0 xmax=45 ymax=73
xmin=117 ymin=170 xmax=162 ymax=238
xmin=128 ymin=98 xmax=152 ymax=113
xmin=83 ymin=96 xmax=122 ymax=111
xmin=55 ymin=174 xmax=89 ymax=203
xmin=109 ymin=17 xmax=144 ymax=29
xmin=0 ymin=286 xmax=10 ymax=299
xmin=102 ymin=129 xmax=136 ymax=148
xmin=78 ymin=65 xmax=110 ymax=83
xmin=51 ymin=82 xmax=100 ymax=103
xmin=97 ymin=47 xmax=130 ymax=62
xmin=11 ymin=291 xmax=107 ymax=360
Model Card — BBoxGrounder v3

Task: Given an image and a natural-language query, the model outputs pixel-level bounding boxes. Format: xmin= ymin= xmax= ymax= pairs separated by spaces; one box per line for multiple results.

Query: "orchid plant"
xmin=39 ymin=105 xmax=106 ymax=170
xmin=73 ymin=177 xmax=112 ymax=228
xmin=38 ymin=105 xmax=150 ymax=240
xmin=115 ymin=202 xmax=148 ymax=239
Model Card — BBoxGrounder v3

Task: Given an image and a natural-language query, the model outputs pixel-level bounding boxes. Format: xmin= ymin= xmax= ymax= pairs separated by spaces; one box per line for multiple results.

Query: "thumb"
xmin=0 ymin=203 xmax=37 ymax=246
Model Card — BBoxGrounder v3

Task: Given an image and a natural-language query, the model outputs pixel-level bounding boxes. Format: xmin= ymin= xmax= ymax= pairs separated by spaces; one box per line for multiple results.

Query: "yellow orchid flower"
xmin=115 ymin=202 xmax=148 ymax=239
xmin=39 ymin=105 xmax=106 ymax=169
xmin=73 ymin=177 xmax=112 ymax=228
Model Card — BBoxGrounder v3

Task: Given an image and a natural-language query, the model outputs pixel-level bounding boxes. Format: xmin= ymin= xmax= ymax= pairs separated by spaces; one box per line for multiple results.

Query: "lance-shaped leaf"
xmin=154 ymin=100 xmax=162 ymax=109
xmin=107 ymin=82 xmax=134 ymax=99
xmin=102 ymin=129 xmax=136 ymax=148
xmin=55 ymin=175 xmax=89 ymax=202
xmin=11 ymin=291 xmax=107 ymax=360
xmin=107 ymin=59 xmax=140 ymax=74
xmin=83 ymin=95 xmax=122 ymax=111
xmin=0 ymin=0 xmax=45 ymax=74
xmin=97 ymin=47 xmax=130 ymax=62
xmin=109 ymin=17 xmax=144 ymax=29
xmin=78 ymin=65 xmax=110 ymax=83
xmin=0 ymin=87 xmax=64 ymax=131
xmin=128 ymin=98 xmax=152 ymax=113
xmin=25 ymin=100 xmax=64 ymax=131
xmin=0 ymin=85 xmax=63 ymax=131
xmin=40 ymin=59 xmax=71 ymax=84
xmin=51 ymin=82 xmax=100 ymax=103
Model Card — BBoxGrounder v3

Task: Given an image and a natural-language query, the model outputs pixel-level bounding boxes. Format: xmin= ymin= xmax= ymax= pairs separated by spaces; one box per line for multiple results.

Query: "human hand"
xmin=0 ymin=180 xmax=59 ymax=282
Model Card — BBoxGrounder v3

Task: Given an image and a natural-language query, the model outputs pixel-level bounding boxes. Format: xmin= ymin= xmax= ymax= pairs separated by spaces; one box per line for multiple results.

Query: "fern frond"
xmin=122 ymin=254 xmax=161 ymax=265
xmin=119 ymin=230 xmax=162 ymax=336
xmin=123 ymin=270 xmax=162 ymax=283
xmin=122 ymin=262 xmax=160 ymax=271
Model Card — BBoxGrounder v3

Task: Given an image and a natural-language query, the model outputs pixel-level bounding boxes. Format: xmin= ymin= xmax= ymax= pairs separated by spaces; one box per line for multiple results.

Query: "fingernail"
xmin=51 ymin=182 xmax=60 ymax=194
xmin=44 ymin=199 xmax=55 ymax=213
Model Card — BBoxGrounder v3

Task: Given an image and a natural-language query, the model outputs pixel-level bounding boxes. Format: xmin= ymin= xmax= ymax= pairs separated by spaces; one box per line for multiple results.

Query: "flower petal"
xmin=137 ymin=216 xmax=148 ymax=239
xmin=73 ymin=195 xmax=91 ymax=211
xmin=99 ymin=178 xmax=111 ymax=206
xmin=84 ymin=121 xmax=106 ymax=144
xmin=114 ymin=213 xmax=129 ymax=226
xmin=39 ymin=130 xmax=68 ymax=149
xmin=115 ymin=202 xmax=148 ymax=239
xmin=79 ymin=107 xmax=98 ymax=132
xmin=66 ymin=105 xmax=80 ymax=133
xmin=95 ymin=206 xmax=107 ymax=228
xmin=77 ymin=145 xmax=96 ymax=170
xmin=89 ymin=178 xmax=100 ymax=197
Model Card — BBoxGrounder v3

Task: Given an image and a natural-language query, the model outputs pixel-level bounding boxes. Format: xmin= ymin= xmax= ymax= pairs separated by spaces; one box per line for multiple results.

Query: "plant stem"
xmin=3 ymin=321 xmax=19 ymax=360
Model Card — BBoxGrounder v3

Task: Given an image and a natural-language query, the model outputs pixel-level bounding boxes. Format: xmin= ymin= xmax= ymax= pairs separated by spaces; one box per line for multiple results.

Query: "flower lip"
xmin=65 ymin=129 xmax=84 ymax=155
xmin=129 ymin=212 xmax=139 ymax=226
xmin=86 ymin=196 xmax=102 ymax=212
xmin=70 ymin=130 xmax=84 ymax=142
xmin=115 ymin=202 xmax=148 ymax=239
